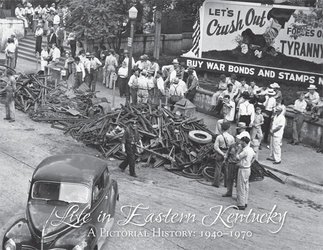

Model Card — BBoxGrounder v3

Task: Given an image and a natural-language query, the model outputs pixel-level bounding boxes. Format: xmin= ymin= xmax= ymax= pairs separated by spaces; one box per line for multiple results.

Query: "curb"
xmin=262 ymin=164 xmax=323 ymax=194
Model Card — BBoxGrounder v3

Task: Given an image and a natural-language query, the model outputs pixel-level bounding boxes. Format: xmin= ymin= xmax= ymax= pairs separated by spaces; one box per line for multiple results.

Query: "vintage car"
xmin=2 ymin=154 xmax=119 ymax=250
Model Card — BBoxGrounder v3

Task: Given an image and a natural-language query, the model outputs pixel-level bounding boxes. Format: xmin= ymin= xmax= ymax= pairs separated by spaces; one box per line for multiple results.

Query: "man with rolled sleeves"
xmin=212 ymin=122 xmax=235 ymax=188
xmin=119 ymin=120 xmax=142 ymax=177
xmin=235 ymin=135 xmax=255 ymax=210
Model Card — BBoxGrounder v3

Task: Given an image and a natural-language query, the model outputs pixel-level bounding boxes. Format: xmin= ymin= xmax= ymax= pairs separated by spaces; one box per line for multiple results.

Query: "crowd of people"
xmin=15 ymin=2 xmax=69 ymax=36
xmin=60 ymin=50 xmax=199 ymax=107
xmin=208 ymin=73 xmax=322 ymax=209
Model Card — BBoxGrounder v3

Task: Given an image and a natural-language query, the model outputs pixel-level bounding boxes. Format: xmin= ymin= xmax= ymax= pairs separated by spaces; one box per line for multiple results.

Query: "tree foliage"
xmin=62 ymin=0 xmax=136 ymax=50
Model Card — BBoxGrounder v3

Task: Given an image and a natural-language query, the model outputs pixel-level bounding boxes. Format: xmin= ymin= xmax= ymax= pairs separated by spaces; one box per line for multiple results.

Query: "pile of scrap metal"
xmin=62 ymin=103 xmax=281 ymax=183
xmin=10 ymin=74 xmax=110 ymax=127
xmin=14 ymin=73 xmax=53 ymax=112
xmin=63 ymin=104 xmax=218 ymax=173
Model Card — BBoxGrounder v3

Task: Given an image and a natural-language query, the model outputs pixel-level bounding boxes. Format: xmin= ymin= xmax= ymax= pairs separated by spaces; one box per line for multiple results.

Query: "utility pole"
xmin=153 ymin=10 xmax=162 ymax=60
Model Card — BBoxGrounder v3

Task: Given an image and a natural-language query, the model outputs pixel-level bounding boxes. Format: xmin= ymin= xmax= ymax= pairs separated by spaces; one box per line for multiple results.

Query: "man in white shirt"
xmin=212 ymin=122 xmax=235 ymax=188
xmin=49 ymin=43 xmax=61 ymax=66
xmin=235 ymin=135 xmax=255 ymax=210
xmin=237 ymin=93 xmax=255 ymax=130
xmin=304 ymin=85 xmax=320 ymax=111
xmin=262 ymin=89 xmax=276 ymax=143
xmin=135 ymin=54 xmax=151 ymax=71
xmin=214 ymin=95 xmax=235 ymax=135
xmin=291 ymin=93 xmax=307 ymax=145
xmin=118 ymin=61 xmax=128 ymax=97
xmin=226 ymin=74 xmax=240 ymax=98
xmin=137 ymin=70 xmax=149 ymax=103
xmin=104 ymin=49 xmax=118 ymax=89
xmin=128 ymin=69 xmax=140 ymax=104
xmin=53 ymin=11 xmax=60 ymax=30
xmin=155 ymin=70 xmax=165 ymax=104
xmin=267 ymin=106 xmax=286 ymax=164
xmin=85 ymin=53 xmax=102 ymax=92
xmin=15 ymin=4 xmax=29 ymax=29
xmin=122 ymin=50 xmax=135 ymax=69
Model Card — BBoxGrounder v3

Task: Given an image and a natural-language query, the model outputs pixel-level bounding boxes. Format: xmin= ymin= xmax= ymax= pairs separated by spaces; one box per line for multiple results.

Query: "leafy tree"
xmin=62 ymin=0 xmax=136 ymax=51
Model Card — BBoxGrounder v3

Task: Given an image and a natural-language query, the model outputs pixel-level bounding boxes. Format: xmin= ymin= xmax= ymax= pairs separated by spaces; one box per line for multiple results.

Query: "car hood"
xmin=27 ymin=201 xmax=90 ymax=237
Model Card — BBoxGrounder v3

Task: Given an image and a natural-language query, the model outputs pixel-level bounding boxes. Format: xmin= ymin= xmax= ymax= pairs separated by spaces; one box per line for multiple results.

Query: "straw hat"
xmin=236 ymin=122 xmax=247 ymax=130
xmin=266 ymin=89 xmax=276 ymax=96
xmin=270 ymin=82 xmax=280 ymax=89
xmin=172 ymin=58 xmax=179 ymax=64
xmin=307 ymin=84 xmax=317 ymax=90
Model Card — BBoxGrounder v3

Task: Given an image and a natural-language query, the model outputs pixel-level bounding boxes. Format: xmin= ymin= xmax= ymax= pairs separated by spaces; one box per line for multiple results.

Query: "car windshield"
xmin=32 ymin=181 xmax=90 ymax=204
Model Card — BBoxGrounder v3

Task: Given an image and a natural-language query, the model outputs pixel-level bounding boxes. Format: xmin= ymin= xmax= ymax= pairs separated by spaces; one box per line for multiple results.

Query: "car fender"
xmin=2 ymin=217 xmax=33 ymax=248
xmin=52 ymin=224 xmax=97 ymax=250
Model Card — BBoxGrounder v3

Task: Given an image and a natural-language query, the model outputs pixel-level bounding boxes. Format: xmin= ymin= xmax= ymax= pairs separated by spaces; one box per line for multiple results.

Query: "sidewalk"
xmin=12 ymin=57 xmax=323 ymax=192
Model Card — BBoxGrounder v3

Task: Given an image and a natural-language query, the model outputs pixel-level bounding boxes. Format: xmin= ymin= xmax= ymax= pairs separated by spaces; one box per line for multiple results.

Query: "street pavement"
xmin=13 ymin=57 xmax=323 ymax=192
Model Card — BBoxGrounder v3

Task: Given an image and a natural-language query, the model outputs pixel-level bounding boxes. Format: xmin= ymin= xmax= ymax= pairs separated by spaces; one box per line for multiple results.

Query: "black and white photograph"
xmin=0 ymin=0 xmax=322 ymax=249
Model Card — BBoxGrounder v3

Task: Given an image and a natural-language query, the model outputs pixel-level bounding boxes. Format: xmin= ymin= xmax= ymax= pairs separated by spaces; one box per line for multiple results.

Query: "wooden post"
xmin=153 ymin=10 xmax=162 ymax=60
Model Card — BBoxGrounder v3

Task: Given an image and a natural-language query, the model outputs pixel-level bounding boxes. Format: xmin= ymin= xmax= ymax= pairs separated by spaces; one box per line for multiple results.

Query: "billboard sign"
xmin=183 ymin=0 xmax=323 ymax=84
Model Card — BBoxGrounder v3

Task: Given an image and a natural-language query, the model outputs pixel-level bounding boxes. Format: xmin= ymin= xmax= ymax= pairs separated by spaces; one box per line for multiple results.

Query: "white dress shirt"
xmin=293 ymin=99 xmax=307 ymax=113
xmin=271 ymin=114 xmax=286 ymax=138
xmin=238 ymin=101 xmax=255 ymax=122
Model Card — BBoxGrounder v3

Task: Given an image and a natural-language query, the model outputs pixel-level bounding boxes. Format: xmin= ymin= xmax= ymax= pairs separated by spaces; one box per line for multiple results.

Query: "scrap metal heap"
xmin=6 ymin=73 xmax=281 ymax=183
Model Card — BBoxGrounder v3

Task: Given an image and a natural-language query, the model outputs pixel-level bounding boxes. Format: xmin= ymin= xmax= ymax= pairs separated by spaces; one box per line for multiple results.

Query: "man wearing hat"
xmin=226 ymin=73 xmax=241 ymax=96
xmin=137 ymin=69 xmax=149 ymax=103
xmin=235 ymin=135 xmax=255 ymax=210
xmin=119 ymin=120 xmax=142 ymax=177
xmin=270 ymin=82 xmax=282 ymax=102
xmin=267 ymin=106 xmax=286 ymax=164
xmin=211 ymin=74 xmax=227 ymax=107
xmin=104 ymin=49 xmax=118 ymax=89
xmin=168 ymin=77 xmax=186 ymax=107
xmin=47 ymin=27 xmax=57 ymax=46
xmin=185 ymin=66 xmax=199 ymax=102
xmin=262 ymin=88 xmax=276 ymax=144
xmin=222 ymin=136 xmax=241 ymax=197
xmin=135 ymin=55 xmax=151 ymax=71
xmin=162 ymin=58 xmax=179 ymax=81
xmin=146 ymin=69 xmax=156 ymax=103
xmin=122 ymin=50 xmax=135 ymax=69
xmin=236 ymin=122 xmax=250 ymax=139
xmin=0 ymin=72 xmax=17 ymax=123
xmin=212 ymin=121 xmax=235 ymax=188
xmin=291 ymin=93 xmax=307 ymax=145
xmin=85 ymin=52 xmax=102 ymax=92
xmin=34 ymin=23 xmax=43 ymax=55
xmin=304 ymin=84 xmax=320 ymax=111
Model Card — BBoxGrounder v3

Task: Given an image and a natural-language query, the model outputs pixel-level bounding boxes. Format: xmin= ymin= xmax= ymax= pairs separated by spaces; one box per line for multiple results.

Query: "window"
xmin=32 ymin=181 xmax=90 ymax=204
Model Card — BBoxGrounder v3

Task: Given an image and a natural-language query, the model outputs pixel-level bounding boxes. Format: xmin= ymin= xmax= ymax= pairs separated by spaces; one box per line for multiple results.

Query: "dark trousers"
xmin=130 ymin=88 xmax=138 ymax=105
xmin=239 ymin=115 xmax=251 ymax=132
xmin=88 ymin=69 xmax=98 ymax=92
xmin=224 ymin=162 xmax=238 ymax=195
xmin=70 ymin=41 xmax=76 ymax=58
xmin=292 ymin=114 xmax=304 ymax=143
xmin=118 ymin=77 xmax=127 ymax=97
xmin=212 ymin=154 xmax=224 ymax=187
xmin=35 ymin=36 xmax=42 ymax=54
xmin=119 ymin=145 xmax=136 ymax=176
xmin=74 ymin=72 xmax=83 ymax=89
xmin=262 ymin=111 xmax=272 ymax=143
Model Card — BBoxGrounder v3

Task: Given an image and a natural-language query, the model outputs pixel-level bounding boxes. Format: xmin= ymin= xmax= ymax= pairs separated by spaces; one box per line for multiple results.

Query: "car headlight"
xmin=4 ymin=239 xmax=16 ymax=250
xmin=72 ymin=245 xmax=84 ymax=250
